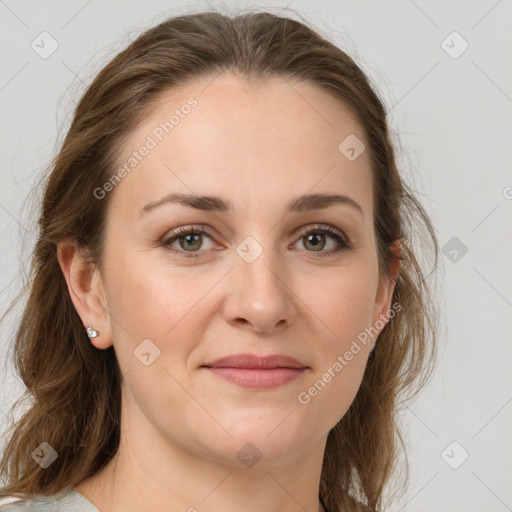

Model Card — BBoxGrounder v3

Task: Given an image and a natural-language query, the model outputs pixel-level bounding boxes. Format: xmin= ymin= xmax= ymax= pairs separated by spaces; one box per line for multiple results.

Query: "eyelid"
xmin=160 ymin=224 xmax=213 ymax=247
xmin=294 ymin=223 xmax=350 ymax=243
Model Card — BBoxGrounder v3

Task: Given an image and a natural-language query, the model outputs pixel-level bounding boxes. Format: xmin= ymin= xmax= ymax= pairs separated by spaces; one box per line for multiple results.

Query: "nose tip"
xmin=224 ymin=255 xmax=297 ymax=335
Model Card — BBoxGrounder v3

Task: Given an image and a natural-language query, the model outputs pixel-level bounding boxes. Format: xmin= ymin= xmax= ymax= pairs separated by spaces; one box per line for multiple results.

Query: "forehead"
xmin=110 ymin=73 xmax=373 ymax=222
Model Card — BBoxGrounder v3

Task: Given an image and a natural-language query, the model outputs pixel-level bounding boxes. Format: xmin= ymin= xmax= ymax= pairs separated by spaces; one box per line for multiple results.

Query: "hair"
xmin=0 ymin=7 xmax=439 ymax=512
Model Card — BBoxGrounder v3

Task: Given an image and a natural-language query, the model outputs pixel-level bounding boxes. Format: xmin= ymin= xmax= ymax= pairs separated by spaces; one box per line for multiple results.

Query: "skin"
xmin=57 ymin=72 xmax=400 ymax=512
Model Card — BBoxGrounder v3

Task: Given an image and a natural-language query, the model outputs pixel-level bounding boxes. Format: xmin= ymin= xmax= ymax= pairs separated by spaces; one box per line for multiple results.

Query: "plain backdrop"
xmin=0 ymin=1 xmax=511 ymax=511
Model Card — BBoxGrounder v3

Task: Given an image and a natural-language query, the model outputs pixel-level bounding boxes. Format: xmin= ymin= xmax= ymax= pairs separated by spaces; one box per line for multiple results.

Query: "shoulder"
xmin=0 ymin=488 xmax=99 ymax=511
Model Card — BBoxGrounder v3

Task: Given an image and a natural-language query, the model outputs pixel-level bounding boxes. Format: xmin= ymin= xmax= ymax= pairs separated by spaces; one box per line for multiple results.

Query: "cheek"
xmin=103 ymin=252 xmax=210 ymax=414
xmin=301 ymin=261 xmax=378 ymax=348
xmin=104 ymin=249 xmax=206 ymax=337
xmin=103 ymin=249 xmax=226 ymax=381
xmin=293 ymin=262 xmax=376 ymax=425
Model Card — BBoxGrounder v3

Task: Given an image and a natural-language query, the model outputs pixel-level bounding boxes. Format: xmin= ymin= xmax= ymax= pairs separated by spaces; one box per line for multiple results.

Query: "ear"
xmin=370 ymin=239 xmax=402 ymax=348
xmin=56 ymin=238 xmax=113 ymax=349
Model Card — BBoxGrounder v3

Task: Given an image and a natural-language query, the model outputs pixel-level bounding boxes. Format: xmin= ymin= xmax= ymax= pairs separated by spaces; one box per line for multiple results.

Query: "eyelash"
xmin=160 ymin=224 xmax=353 ymax=259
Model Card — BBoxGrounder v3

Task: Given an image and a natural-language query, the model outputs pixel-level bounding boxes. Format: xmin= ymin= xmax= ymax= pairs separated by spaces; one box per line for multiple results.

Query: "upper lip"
xmin=202 ymin=353 xmax=308 ymax=369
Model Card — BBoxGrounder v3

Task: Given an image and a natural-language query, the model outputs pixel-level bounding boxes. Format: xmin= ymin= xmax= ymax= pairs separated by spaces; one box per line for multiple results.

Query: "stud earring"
xmin=86 ymin=325 xmax=100 ymax=339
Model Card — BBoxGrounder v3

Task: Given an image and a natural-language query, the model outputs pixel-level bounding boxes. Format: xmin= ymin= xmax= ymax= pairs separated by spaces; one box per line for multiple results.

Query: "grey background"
xmin=1 ymin=1 xmax=511 ymax=510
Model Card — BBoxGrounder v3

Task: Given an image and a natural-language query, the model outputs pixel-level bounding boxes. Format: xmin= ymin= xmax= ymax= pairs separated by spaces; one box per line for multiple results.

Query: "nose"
xmin=221 ymin=242 xmax=298 ymax=335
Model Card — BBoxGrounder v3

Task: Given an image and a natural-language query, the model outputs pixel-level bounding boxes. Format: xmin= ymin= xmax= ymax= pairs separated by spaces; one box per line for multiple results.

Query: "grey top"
xmin=0 ymin=488 xmax=99 ymax=511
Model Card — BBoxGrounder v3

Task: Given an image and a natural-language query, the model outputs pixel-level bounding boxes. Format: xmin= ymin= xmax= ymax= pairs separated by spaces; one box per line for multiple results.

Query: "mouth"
xmin=201 ymin=353 xmax=309 ymax=389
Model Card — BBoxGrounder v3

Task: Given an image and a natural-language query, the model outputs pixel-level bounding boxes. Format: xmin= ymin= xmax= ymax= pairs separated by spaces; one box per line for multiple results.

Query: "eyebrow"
xmin=138 ymin=192 xmax=364 ymax=219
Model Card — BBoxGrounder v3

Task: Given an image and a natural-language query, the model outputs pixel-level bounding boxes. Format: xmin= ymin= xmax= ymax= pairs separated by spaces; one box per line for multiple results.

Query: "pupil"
xmin=307 ymin=234 xmax=324 ymax=250
xmin=182 ymin=234 xmax=201 ymax=250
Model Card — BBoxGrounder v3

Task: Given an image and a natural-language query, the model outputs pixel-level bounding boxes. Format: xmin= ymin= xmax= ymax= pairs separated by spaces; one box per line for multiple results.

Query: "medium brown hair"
xmin=0 ymin=8 xmax=439 ymax=511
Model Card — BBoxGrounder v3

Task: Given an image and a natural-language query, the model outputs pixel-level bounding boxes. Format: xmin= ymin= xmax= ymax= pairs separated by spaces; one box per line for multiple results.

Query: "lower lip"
xmin=203 ymin=367 xmax=307 ymax=388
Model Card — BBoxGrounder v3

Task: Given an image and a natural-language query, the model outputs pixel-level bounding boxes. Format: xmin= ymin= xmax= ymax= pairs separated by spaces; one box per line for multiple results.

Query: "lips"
xmin=201 ymin=353 xmax=308 ymax=370
xmin=201 ymin=353 xmax=309 ymax=389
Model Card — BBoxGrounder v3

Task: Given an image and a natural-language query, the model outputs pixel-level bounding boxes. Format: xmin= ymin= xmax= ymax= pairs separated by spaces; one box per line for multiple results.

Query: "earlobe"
xmin=56 ymin=239 xmax=113 ymax=349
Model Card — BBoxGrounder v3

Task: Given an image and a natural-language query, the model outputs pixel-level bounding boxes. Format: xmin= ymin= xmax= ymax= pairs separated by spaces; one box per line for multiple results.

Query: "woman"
xmin=0 ymin=9 xmax=438 ymax=512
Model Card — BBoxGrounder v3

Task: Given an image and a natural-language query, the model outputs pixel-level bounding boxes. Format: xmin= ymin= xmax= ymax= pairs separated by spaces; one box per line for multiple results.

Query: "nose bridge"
xmin=224 ymin=231 xmax=296 ymax=333
xmin=235 ymin=231 xmax=285 ymax=298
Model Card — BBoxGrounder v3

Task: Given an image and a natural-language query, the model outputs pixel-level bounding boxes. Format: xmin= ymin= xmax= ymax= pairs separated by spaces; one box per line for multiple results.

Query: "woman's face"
xmin=84 ymin=74 xmax=396 ymax=467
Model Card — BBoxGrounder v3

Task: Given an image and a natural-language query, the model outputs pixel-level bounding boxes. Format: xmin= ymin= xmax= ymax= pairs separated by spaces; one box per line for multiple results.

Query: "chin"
xmin=192 ymin=417 xmax=315 ymax=467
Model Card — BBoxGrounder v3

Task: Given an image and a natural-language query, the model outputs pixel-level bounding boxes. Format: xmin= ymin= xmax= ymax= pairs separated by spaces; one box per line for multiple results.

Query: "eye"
xmin=161 ymin=225 xmax=216 ymax=258
xmin=160 ymin=224 xmax=352 ymax=258
xmin=292 ymin=224 xmax=352 ymax=257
